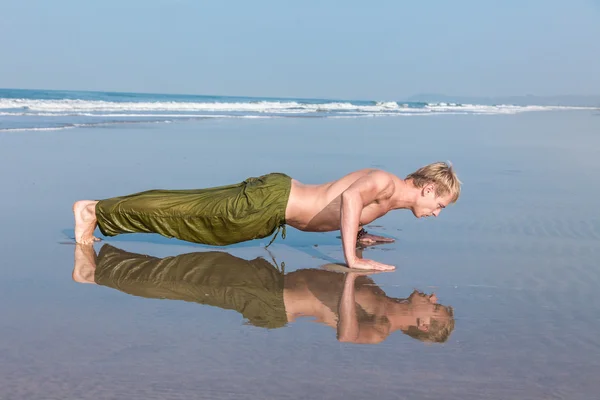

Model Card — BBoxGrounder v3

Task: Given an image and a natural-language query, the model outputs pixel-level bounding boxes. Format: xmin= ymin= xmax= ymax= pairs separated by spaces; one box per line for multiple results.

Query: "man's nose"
xmin=432 ymin=210 xmax=440 ymax=217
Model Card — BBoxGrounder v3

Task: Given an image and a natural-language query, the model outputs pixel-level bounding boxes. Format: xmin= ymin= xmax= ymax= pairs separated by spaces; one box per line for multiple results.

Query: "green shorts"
xmin=95 ymin=173 xmax=291 ymax=246
xmin=94 ymin=244 xmax=288 ymax=329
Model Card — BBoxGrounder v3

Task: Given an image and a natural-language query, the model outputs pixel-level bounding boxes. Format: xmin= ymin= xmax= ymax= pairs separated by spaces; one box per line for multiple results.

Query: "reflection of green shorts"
xmin=95 ymin=173 xmax=291 ymax=246
xmin=94 ymin=244 xmax=288 ymax=329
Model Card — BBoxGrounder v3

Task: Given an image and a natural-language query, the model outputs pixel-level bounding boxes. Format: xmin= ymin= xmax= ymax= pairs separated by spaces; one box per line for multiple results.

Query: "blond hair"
xmin=401 ymin=306 xmax=455 ymax=343
xmin=400 ymin=290 xmax=456 ymax=343
xmin=406 ymin=161 xmax=462 ymax=203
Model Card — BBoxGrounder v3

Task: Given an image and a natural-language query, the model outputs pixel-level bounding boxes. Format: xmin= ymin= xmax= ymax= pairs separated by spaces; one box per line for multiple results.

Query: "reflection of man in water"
xmin=73 ymin=244 xmax=455 ymax=344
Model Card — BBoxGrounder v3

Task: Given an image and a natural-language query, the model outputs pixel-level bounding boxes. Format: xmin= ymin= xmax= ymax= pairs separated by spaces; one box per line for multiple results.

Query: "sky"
xmin=0 ymin=0 xmax=599 ymax=100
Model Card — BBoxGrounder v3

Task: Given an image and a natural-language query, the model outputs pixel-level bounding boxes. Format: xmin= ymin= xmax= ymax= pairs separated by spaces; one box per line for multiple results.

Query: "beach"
xmin=1 ymin=109 xmax=600 ymax=399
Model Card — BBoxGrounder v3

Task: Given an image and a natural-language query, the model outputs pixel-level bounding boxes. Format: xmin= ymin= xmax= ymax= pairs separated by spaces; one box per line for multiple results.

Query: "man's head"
xmin=401 ymin=290 xmax=455 ymax=343
xmin=405 ymin=161 xmax=462 ymax=218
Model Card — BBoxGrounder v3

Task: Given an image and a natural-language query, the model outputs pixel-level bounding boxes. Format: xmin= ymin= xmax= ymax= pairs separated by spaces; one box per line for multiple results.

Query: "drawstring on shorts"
xmin=265 ymin=224 xmax=286 ymax=248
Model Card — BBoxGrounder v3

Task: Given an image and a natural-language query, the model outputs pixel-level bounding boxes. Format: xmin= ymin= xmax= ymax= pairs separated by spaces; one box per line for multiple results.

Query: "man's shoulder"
xmin=345 ymin=169 xmax=398 ymax=196
xmin=346 ymin=168 xmax=396 ymax=177
xmin=362 ymin=169 xmax=399 ymax=183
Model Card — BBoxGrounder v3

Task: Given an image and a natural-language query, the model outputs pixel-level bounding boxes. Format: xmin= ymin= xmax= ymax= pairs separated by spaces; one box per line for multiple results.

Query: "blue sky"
xmin=1 ymin=0 xmax=599 ymax=100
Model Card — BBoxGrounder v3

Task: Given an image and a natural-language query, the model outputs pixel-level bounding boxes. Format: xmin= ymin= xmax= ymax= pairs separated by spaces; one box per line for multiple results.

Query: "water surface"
xmin=1 ymin=111 xmax=599 ymax=399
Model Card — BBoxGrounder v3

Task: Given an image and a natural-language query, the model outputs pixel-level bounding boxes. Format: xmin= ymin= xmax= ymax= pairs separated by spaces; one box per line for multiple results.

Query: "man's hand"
xmin=346 ymin=269 xmax=390 ymax=277
xmin=358 ymin=232 xmax=395 ymax=246
xmin=347 ymin=258 xmax=395 ymax=271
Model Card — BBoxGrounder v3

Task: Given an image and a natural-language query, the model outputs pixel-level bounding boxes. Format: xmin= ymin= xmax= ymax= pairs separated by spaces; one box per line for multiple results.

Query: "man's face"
xmin=412 ymin=184 xmax=452 ymax=218
xmin=409 ymin=291 xmax=452 ymax=332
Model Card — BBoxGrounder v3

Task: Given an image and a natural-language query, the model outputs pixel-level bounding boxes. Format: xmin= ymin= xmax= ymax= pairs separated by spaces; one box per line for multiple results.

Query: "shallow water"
xmin=1 ymin=111 xmax=599 ymax=399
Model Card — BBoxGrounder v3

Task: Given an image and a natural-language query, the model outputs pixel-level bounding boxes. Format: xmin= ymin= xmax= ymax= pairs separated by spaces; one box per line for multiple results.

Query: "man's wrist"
xmin=357 ymin=227 xmax=367 ymax=241
xmin=346 ymin=254 xmax=361 ymax=267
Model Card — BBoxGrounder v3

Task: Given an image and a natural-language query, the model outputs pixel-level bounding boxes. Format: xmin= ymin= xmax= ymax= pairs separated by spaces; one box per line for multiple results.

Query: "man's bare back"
xmin=73 ymin=162 xmax=461 ymax=271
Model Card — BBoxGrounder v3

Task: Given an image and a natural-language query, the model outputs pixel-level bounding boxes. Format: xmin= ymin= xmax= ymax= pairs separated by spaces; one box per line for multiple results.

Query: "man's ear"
xmin=423 ymin=183 xmax=436 ymax=196
xmin=416 ymin=320 xmax=430 ymax=332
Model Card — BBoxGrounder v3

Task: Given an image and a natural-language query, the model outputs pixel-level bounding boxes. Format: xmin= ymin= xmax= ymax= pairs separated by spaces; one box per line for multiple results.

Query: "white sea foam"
xmin=0 ymin=98 xmax=592 ymax=117
xmin=425 ymin=103 xmax=591 ymax=114
xmin=0 ymin=114 xmax=279 ymax=133
xmin=0 ymin=120 xmax=178 ymax=132
xmin=0 ymin=126 xmax=75 ymax=132
xmin=0 ymin=111 xmax=275 ymax=118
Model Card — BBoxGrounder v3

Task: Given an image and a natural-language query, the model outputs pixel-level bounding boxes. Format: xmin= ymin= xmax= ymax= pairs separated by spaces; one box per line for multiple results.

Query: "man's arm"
xmin=337 ymin=272 xmax=390 ymax=344
xmin=337 ymin=272 xmax=360 ymax=342
xmin=339 ymin=171 xmax=395 ymax=271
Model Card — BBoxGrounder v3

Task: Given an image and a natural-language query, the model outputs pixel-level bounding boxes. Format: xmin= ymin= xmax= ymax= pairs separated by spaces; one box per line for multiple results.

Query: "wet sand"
xmin=1 ymin=112 xmax=599 ymax=399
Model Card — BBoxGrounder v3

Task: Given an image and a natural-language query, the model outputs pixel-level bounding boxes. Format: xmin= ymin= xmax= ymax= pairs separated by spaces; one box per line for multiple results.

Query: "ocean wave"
xmin=0 ymin=111 xmax=275 ymax=118
xmin=1 ymin=98 xmax=592 ymax=116
xmin=425 ymin=103 xmax=589 ymax=114
xmin=0 ymin=98 xmax=409 ymax=114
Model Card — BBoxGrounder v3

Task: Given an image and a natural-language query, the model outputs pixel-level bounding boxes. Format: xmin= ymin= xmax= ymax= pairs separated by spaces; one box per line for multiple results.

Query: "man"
xmin=73 ymin=161 xmax=461 ymax=270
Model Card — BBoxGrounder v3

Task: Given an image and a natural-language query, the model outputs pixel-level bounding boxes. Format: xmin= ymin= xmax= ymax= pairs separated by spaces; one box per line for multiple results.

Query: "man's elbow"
xmin=337 ymin=332 xmax=359 ymax=343
xmin=341 ymin=190 xmax=362 ymax=207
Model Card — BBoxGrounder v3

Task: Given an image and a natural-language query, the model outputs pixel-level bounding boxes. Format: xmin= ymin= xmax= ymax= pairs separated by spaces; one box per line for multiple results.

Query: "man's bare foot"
xmin=73 ymin=200 xmax=100 ymax=244
xmin=72 ymin=243 xmax=98 ymax=284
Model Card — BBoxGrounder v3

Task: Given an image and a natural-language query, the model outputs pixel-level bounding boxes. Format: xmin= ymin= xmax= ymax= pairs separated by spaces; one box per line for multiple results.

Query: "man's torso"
xmin=284 ymin=169 xmax=397 ymax=232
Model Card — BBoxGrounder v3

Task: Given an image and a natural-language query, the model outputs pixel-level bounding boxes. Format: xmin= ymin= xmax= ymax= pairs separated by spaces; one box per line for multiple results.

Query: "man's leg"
xmin=73 ymin=200 xmax=100 ymax=244
xmin=72 ymin=173 xmax=291 ymax=246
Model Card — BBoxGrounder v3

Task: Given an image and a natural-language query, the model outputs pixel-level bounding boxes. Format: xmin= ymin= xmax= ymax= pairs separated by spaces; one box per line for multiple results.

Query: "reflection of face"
xmin=410 ymin=291 xmax=451 ymax=332
xmin=412 ymin=184 xmax=453 ymax=219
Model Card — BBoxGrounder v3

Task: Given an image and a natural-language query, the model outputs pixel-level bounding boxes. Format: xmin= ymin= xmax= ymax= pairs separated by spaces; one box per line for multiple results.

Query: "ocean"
xmin=0 ymin=88 xmax=594 ymax=132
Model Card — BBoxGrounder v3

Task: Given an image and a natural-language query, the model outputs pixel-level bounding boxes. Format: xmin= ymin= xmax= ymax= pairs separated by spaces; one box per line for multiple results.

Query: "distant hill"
xmin=405 ymin=94 xmax=600 ymax=107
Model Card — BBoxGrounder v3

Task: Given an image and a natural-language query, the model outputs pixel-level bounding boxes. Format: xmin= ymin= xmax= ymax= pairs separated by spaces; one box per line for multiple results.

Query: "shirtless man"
xmin=73 ymin=161 xmax=461 ymax=271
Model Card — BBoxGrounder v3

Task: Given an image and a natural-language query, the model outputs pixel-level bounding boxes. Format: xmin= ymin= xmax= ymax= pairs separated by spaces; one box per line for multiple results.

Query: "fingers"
xmin=363 ymin=263 xmax=395 ymax=271
xmin=369 ymin=261 xmax=395 ymax=271
xmin=350 ymin=259 xmax=396 ymax=271
xmin=358 ymin=238 xmax=375 ymax=245
xmin=359 ymin=234 xmax=395 ymax=243
xmin=348 ymin=270 xmax=387 ymax=276
xmin=372 ymin=236 xmax=395 ymax=243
